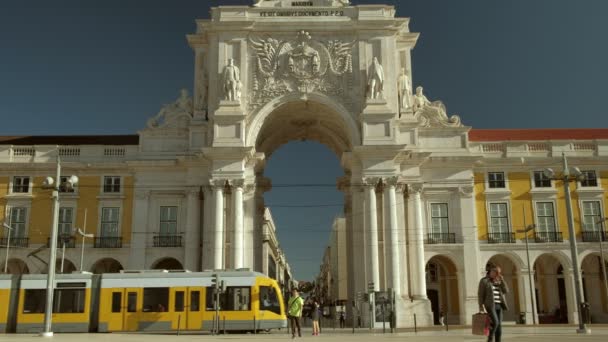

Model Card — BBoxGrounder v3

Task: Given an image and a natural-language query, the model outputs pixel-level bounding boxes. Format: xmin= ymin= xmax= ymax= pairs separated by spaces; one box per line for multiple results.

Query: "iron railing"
xmin=534 ymin=231 xmax=563 ymax=243
xmin=47 ymin=235 xmax=76 ymax=248
xmin=582 ymin=231 xmax=608 ymax=242
xmin=94 ymin=237 xmax=122 ymax=248
xmin=153 ymin=235 xmax=183 ymax=247
xmin=0 ymin=237 xmax=29 ymax=248
xmin=426 ymin=233 xmax=456 ymax=244
xmin=487 ymin=232 xmax=516 ymax=244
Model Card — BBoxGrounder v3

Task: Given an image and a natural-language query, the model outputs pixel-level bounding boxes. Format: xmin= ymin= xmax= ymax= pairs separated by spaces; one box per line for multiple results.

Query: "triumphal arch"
xmin=136 ymin=0 xmax=481 ymax=327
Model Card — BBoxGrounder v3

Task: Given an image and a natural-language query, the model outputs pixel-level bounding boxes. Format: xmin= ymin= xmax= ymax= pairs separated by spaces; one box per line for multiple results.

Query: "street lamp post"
xmin=3 ymin=222 xmax=14 ymax=274
xmin=40 ymin=153 xmax=78 ymax=337
xmin=517 ymin=223 xmax=537 ymax=325
xmin=544 ymin=153 xmax=589 ymax=333
xmin=595 ymin=218 xmax=608 ymax=306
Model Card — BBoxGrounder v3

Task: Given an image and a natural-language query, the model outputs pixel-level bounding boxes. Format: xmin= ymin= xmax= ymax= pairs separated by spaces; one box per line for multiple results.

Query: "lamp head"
xmin=62 ymin=175 xmax=79 ymax=191
xmin=2 ymin=222 xmax=12 ymax=230
xmin=543 ymin=168 xmax=555 ymax=179
xmin=571 ymin=167 xmax=586 ymax=182
xmin=41 ymin=176 xmax=55 ymax=189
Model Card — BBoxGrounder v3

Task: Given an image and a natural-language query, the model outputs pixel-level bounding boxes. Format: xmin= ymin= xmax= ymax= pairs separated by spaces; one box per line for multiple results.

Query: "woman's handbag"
xmin=472 ymin=312 xmax=490 ymax=336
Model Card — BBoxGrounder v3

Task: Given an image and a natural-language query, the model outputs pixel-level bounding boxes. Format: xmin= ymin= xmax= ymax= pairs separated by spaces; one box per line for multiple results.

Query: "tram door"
xmin=172 ymin=287 xmax=203 ymax=330
xmin=108 ymin=289 xmax=139 ymax=331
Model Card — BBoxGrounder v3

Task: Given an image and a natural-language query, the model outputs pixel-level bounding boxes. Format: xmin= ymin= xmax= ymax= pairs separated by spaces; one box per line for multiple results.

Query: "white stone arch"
xmin=579 ymin=249 xmax=607 ymax=269
xmin=531 ymin=250 xmax=573 ymax=271
xmin=245 ymin=92 xmax=361 ymax=151
xmin=425 ymin=251 xmax=463 ymax=270
xmin=482 ymin=251 xmax=526 ymax=272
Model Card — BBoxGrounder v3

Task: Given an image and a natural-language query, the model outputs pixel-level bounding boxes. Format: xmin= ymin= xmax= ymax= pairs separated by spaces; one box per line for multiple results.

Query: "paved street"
xmin=2 ymin=326 xmax=608 ymax=341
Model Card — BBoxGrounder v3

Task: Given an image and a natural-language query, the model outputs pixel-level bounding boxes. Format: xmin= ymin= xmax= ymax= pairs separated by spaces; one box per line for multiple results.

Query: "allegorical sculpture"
xmin=146 ymin=89 xmax=193 ymax=128
xmin=397 ymin=68 xmax=412 ymax=113
xmin=367 ymin=57 xmax=384 ymax=100
xmin=412 ymin=86 xmax=462 ymax=127
xmin=222 ymin=58 xmax=241 ymax=102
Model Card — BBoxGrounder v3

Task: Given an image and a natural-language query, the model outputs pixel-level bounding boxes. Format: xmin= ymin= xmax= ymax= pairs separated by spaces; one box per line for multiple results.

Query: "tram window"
xmin=205 ymin=287 xmax=226 ymax=311
xmin=259 ymin=286 xmax=281 ymax=315
xmin=190 ymin=291 xmax=200 ymax=312
xmin=127 ymin=292 xmax=137 ymax=313
xmin=225 ymin=287 xmax=251 ymax=311
xmin=53 ymin=288 xmax=85 ymax=313
xmin=175 ymin=291 xmax=185 ymax=312
xmin=23 ymin=289 xmax=46 ymax=314
xmin=143 ymin=288 xmax=168 ymax=312
xmin=111 ymin=292 xmax=122 ymax=313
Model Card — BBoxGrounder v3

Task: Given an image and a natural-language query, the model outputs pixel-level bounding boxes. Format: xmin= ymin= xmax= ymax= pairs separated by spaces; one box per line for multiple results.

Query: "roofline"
xmin=0 ymin=135 xmax=139 ymax=145
xmin=468 ymin=128 xmax=608 ymax=142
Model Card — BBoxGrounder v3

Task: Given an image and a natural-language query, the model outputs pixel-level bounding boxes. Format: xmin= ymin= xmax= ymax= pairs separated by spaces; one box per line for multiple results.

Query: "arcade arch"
xmin=91 ymin=258 xmax=124 ymax=274
xmin=425 ymin=255 xmax=460 ymax=325
xmin=581 ymin=253 xmax=608 ymax=323
xmin=1 ymin=258 xmax=29 ymax=274
xmin=151 ymin=257 xmax=183 ymax=270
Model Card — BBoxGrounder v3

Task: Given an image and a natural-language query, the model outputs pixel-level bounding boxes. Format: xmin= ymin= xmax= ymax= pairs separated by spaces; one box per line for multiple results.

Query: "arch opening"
xmin=91 ymin=258 xmax=124 ymax=274
xmin=151 ymin=257 xmax=183 ymax=271
xmin=487 ymin=254 xmax=521 ymax=322
xmin=533 ymin=253 xmax=569 ymax=324
xmin=581 ymin=253 xmax=608 ymax=323
xmin=0 ymin=258 xmax=29 ymax=274
xmin=425 ymin=255 xmax=460 ymax=325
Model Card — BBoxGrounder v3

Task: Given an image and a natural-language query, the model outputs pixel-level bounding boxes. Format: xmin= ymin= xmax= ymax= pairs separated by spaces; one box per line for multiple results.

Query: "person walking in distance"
xmin=288 ymin=288 xmax=304 ymax=339
xmin=339 ymin=310 xmax=345 ymax=328
xmin=478 ymin=263 xmax=509 ymax=342
xmin=311 ymin=301 xmax=321 ymax=336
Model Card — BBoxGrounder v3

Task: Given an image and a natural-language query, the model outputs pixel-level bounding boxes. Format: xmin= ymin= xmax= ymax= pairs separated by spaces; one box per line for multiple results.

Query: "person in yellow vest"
xmin=288 ymin=288 xmax=304 ymax=339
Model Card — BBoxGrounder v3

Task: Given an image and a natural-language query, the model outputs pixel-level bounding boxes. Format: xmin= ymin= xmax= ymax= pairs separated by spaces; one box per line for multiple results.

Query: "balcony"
xmin=47 ymin=235 xmax=76 ymax=248
xmin=426 ymin=233 xmax=456 ymax=244
xmin=94 ymin=237 xmax=122 ymax=248
xmin=582 ymin=231 xmax=608 ymax=242
xmin=0 ymin=237 xmax=29 ymax=248
xmin=153 ymin=234 xmax=183 ymax=247
xmin=534 ymin=231 xmax=563 ymax=243
xmin=487 ymin=232 xmax=516 ymax=244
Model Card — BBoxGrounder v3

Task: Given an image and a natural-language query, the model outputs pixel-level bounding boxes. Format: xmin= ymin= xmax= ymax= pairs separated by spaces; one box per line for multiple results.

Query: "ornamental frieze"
xmin=248 ymin=30 xmax=354 ymax=112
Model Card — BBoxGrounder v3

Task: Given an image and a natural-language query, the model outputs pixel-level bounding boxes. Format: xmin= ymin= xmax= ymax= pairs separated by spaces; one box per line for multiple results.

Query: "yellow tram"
xmin=0 ymin=270 xmax=286 ymax=333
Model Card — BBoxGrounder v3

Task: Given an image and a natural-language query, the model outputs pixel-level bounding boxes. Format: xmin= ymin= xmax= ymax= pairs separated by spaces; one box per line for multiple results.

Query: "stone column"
xmin=519 ymin=268 xmax=538 ymax=324
xmin=395 ymin=184 xmax=409 ymax=297
xmin=410 ymin=184 xmax=427 ymax=299
xmin=364 ymin=177 xmax=380 ymax=292
xmin=128 ymin=190 xmax=150 ymax=269
xmin=458 ymin=185 xmax=482 ymax=324
xmin=211 ymin=179 xmax=225 ymax=270
xmin=563 ymin=268 xmax=580 ymax=324
xmin=184 ymin=188 xmax=201 ymax=271
xmin=384 ymin=177 xmax=401 ymax=295
xmin=231 ymin=179 xmax=245 ymax=269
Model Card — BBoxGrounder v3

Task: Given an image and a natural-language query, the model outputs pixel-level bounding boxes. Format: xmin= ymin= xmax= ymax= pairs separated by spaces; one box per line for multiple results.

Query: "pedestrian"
xmin=311 ymin=301 xmax=321 ymax=336
xmin=339 ymin=311 xmax=345 ymax=328
xmin=439 ymin=309 xmax=445 ymax=326
xmin=288 ymin=289 xmax=304 ymax=339
xmin=478 ymin=263 xmax=509 ymax=342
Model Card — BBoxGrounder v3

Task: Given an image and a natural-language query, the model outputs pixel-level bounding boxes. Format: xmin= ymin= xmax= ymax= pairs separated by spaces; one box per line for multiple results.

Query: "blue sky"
xmin=2 ymin=0 xmax=608 ymax=280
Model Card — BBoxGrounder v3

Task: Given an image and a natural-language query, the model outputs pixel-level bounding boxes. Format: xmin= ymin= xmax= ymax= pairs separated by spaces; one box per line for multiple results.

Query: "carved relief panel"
xmin=247 ymin=30 xmax=355 ymax=112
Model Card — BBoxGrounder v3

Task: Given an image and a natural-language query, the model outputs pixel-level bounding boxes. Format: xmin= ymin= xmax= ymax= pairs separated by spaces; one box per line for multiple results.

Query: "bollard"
xmin=414 ymin=313 xmax=417 ymax=333
xmin=223 ymin=316 xmax=226 ymax=335
xmin=177 ymin=314 xmax=181 ymax=336
xmin=253 ymin=315 xmax=257 ymax=334
xmin=212 ymin=315 xmax=216 ymax=335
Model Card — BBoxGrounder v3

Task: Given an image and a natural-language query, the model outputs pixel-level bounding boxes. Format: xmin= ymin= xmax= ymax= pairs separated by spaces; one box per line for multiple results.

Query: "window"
xmin=489 ymin=203 xmax=509 ymax=233
xmin=190 ymin=291 xmax=200 ymax=312
xmin=533 ymin=171 xmax=552 ymax=188
xmin=111 ymin=292 xmax=122 ymax=313
xmin=59 ymin=176 xmax=76 ymax=193
xmin=582 ymin=201 xmax=602 ymax=231
xmin=488 ymin=172 xmax=506 ymax=189
xmin=259 ymin=286 xmax=280 ymax=315
xmin=101 ymin=207 xmax=120 ymax=237
xmin=12 ymin=176 xmax=30 ymax=193
xmin=143 ymin=288 xmax=168 ymax=312
xmin=580 ymin=170 xmax=598 ymax=187
xmin=23 ymin=284 xmax=86 ymax=314
xmin=9 ymin=207 xmax=27 ymax=237
xmin=175 ymin=291 xmax=185 ymax=312
xmin=160 ymin=206 xmax=178 ymax=235
xmin=103 ymin=176 xmax=121 ymax=193
xmin=430 ymin=203 xmax=449 ymax=234
xmin=205 ymin=286 xmax=252 ymax=312
xmin=58 ymin=207 xmax=74 ymax=235
xmin=127 ymin=292 xmax=137 ymax=312
xmin=536 ymin=202 xmax=556 ymax=232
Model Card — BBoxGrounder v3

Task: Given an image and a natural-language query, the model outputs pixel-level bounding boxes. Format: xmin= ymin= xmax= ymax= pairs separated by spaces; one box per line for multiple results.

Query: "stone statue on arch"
xmin=222 ymin=58 xmax=241 ymax=102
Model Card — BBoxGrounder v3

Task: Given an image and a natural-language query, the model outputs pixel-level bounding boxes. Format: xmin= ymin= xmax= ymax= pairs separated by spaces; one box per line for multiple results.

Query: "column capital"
xmin=209 ymin=178 xmax=226 ymax=190
xmin=408 ymin=183 xmax=423 ymax=195
xmin=362 ymin=177 xmax=380 ymax=188
xmin=186 ymin=186 xmax=201 ymax=197
xmin=383 ymin=176 xmax=400 ymax=187
xmin=229 ymin=179 xmax=245 ymax=189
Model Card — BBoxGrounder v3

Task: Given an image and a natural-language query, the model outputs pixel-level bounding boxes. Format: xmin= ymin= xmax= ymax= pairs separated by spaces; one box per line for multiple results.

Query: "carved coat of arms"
xmin=248 ymin=31 xmax=354 ymax=111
